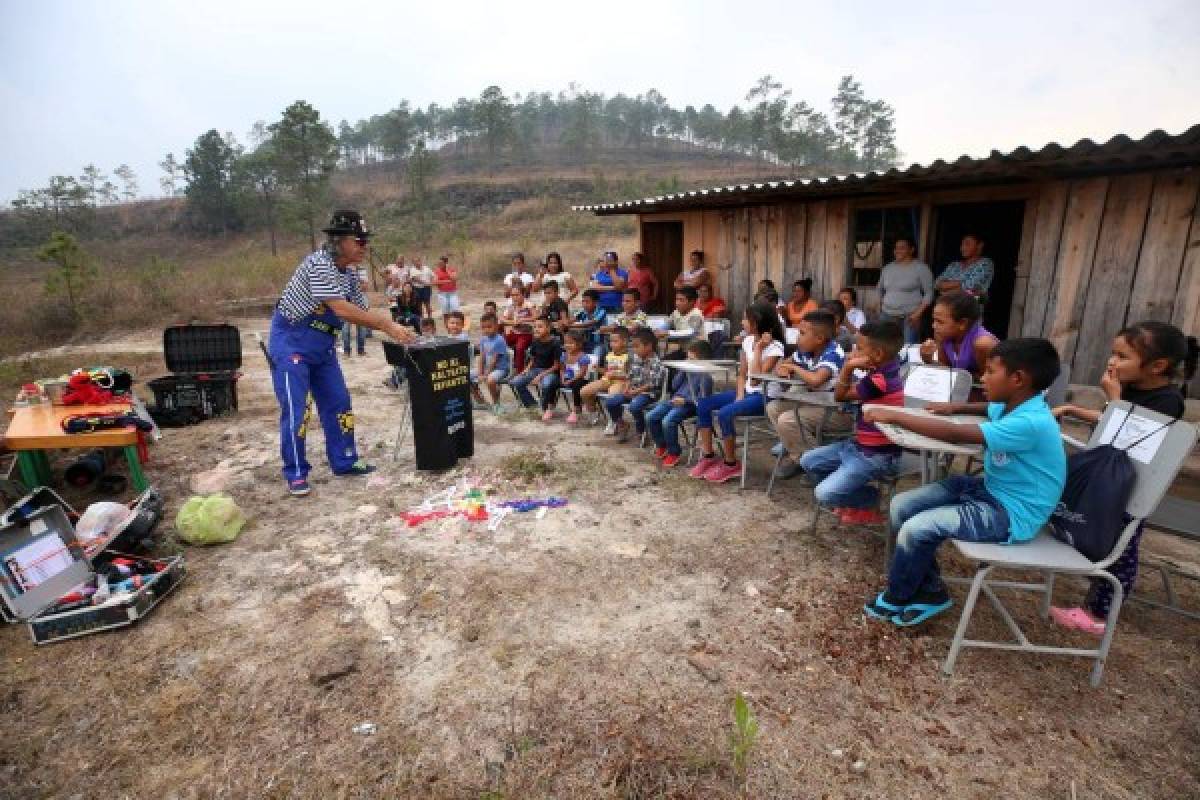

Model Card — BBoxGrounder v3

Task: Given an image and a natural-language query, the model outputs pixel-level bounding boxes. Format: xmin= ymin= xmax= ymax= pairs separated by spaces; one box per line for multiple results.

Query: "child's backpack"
xmin=1049 ymin=416 xmax=1172 ymax=561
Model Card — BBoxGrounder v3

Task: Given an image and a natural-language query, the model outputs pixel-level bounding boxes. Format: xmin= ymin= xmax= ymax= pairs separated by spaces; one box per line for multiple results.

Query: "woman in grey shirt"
xmin=877 ymin=237 xmax=932 ymax=344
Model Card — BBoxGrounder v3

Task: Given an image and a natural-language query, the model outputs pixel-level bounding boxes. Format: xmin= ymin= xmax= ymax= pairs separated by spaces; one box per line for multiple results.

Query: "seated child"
xmin=766 ymin=311 xmax=847 ymax=479
xmin=603 ymin=288 xmax=649 ymax=332
xmin=581 ymin=327 xmax=631 ymax=428
xmin=659 ymin=286 xmax=706 ymax=360
xmin=570 ymin=289 xmax=608 ymax=360
xmin=1050 ymin=321 xmax=1197 ymax=635
xmin=541 ymin=280 xmax=572 ymax=336
xmin=862 ymin=337 xmax=1065 ymax=626
xmin=796 ymin=320 xmax=906 ymax=523
xmin=918 ymin=290 xmax=998 ymax=384
xmin=420 ymin=318 xmax=437 ymax=336
xmin=501 ymin=285 xmax=536 ymax=372
xmin=690 ymin=303 xmax=786 ymax=483
xmin=444 ymin=310 xmax=468 ymax=340
xmin=605 ymin=327 xmax=666 ymax=440
xmin=559 ymin=332 xmax=594 ymax=425
xmin=647 ymin=340 xmax=714 ymax=468
xmin=838 ymin=287 xmax=867 ymax=334
xmin=510 ymin=318 xmax=563 ymax=416
xmin=697 ymin=283 xmax=727 ymax=319
xmin=821 ymin=299 xmax=856 ymax=354
xmin=475 ymin=312 xmax=511 ymax=410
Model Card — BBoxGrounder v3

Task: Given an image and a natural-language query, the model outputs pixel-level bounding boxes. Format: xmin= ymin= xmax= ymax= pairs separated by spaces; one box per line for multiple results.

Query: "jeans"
xmin=605 ymin=392 xmax=655 ymax=432
xmin=510 ymin=370 xmax=560 ymax=409
xmin=340 ymin=323 xmax=367 ymax=354
xmin=437 ymin=291 xmax=460 ymax=312
xmin=886 ymin=475 xmax=1011 ymax=601
xmin=695 ymin=390 xmax=767 ymax=437
xmin=646 ymin=400 xmax=696 ymax=455
xmin=799 ymin=438 xmax=899 ymax=510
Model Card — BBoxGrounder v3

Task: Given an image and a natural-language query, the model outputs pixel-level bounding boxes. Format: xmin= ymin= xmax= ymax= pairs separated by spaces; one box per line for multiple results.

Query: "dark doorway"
xmin=929 ymin=200 xmax=1026 ymax=338
xmin=640 ymin=221 xmax=684 ymax=314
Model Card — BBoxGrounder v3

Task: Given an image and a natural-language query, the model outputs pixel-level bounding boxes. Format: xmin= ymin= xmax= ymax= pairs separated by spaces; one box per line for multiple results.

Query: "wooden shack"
xmin=575 ymin=126 xmax=1200 ymax=390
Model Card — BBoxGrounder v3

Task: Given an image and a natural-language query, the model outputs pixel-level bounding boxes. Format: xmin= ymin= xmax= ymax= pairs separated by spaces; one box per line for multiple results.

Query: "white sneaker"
xmin=603 ymin=421 xmax=617 ymax=435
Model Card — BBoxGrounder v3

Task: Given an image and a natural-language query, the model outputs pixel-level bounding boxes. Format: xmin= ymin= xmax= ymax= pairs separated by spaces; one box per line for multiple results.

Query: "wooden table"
xmin=3 ymin=403 xmax=147 ymax=491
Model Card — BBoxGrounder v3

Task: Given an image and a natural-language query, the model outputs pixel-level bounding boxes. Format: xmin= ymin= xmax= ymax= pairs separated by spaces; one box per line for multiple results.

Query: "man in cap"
xmin=270 ymin=210 xmax=417 ymax=496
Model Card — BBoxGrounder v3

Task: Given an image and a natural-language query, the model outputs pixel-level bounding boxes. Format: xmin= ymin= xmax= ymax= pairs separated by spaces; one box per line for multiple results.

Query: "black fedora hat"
xmin=322 ymin=209 xmax=372 ymax=239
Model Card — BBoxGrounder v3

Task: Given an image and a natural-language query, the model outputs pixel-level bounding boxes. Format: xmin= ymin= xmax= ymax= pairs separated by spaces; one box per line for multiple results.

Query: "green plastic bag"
xmin=175 ymin=494 xmax=247 ymax=545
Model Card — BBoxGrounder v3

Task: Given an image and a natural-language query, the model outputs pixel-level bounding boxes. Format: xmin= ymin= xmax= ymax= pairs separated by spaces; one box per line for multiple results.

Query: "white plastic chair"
xmin=942 ymin=401 xmax=1197 ymax=686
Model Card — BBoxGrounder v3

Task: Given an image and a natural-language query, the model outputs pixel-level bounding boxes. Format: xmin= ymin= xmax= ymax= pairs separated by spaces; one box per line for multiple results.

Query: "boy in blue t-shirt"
xmin=862 ymin=337 xmax=1066 ymax=626
xmin=475 ymin=312 xmax=512 ymax=411
xmin=570 ymin=289 xmax=608 ymax=360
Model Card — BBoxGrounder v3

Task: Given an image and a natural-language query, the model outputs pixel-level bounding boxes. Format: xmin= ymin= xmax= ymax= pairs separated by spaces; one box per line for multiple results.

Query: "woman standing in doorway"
xmin=936 ymin=233 xmax=994 ymax=300
xmin=877 ymin=237 xmax=933 ymax=345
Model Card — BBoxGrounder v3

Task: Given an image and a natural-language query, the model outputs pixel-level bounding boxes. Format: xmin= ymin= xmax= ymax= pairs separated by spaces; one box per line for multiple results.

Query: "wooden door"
xmin=640 ymin=220 xmax=684 ymax=314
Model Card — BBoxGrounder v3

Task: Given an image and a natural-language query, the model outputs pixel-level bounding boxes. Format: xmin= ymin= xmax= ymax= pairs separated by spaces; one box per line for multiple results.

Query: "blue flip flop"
xmin=863 ymin=591 xmax=904 ymax=623
xmin=894 ymin=598 xmax=953 ymax=627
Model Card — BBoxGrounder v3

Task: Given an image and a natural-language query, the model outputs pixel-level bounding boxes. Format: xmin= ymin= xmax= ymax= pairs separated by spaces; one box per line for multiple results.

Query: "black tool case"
xmin=0 ymin=502 xmax=185 ymax=644
xmin=148 ymin=324 xmax=242 ymax=425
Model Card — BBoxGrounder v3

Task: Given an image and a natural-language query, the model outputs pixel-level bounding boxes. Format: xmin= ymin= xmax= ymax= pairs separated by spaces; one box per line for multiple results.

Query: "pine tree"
xmin=269 ymin=100 xmax=338 ymax=249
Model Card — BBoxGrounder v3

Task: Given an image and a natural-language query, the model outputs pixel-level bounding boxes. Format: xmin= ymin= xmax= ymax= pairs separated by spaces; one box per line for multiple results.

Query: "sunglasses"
xmin=354 ymin=237 xmax=370 ymax=245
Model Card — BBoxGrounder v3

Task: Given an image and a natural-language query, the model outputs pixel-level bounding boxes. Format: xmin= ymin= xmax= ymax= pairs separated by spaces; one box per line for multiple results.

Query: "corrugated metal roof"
xmin=573 ymin=124 xmax=1200 ymax=214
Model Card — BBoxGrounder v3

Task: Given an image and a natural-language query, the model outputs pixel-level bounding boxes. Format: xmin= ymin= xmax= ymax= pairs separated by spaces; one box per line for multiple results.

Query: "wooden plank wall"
xmin=1017 ymin=166 xmax=1200 ymax=390
xmin=696 ymin=199 xmax=851 ymax=323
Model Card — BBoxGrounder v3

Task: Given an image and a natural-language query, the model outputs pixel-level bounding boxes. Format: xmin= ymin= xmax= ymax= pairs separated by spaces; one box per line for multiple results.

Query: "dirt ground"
xmin=2 ymin=296 xmax=1199 ymax=799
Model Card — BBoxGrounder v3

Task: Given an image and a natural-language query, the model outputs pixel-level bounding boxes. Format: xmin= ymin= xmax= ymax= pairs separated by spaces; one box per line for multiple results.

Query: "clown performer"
xmin=270 ymin=210 xmax=417 ymax=496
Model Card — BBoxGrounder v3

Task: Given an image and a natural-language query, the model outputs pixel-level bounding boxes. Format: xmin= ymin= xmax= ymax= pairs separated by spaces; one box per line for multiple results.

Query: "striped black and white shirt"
xmin=277 ymin=249 xmax=368 ymax=322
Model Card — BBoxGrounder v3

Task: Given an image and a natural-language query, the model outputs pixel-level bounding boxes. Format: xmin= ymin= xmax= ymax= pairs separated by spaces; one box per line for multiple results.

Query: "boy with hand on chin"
xmin=862 ymin=337 xmax=1065 ymax=627
xmin=796 ymin=320 xmax=906 ymax=524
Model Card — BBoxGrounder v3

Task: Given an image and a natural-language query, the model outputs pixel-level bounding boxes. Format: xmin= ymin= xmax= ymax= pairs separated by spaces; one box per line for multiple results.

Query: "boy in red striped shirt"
xmin=797 ymin=320 xmax=906 ymax=525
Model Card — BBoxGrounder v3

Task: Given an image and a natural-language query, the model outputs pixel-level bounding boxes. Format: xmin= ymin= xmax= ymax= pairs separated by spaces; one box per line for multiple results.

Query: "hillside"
xmin=0 ymin=146 xmax=769 ymax=358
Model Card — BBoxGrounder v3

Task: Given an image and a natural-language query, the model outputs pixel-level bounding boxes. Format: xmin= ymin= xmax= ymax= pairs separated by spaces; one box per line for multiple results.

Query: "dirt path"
xmin=2 ymin=308 xmax=1199 ymax=798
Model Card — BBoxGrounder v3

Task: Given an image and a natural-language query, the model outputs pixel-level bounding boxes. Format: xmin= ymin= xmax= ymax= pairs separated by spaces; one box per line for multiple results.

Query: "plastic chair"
xmin=941 ymin=401 xmax=1197 ymax=686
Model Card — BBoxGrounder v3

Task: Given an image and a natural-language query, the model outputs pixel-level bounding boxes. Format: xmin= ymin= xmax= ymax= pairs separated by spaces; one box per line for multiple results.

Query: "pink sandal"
xmin=1049 ymin=606 xmax=1106 ymax=636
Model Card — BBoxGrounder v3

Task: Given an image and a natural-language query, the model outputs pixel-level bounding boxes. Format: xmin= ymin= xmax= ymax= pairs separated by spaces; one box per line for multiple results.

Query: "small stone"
xmin=380 ymin=635 xmax=395 ymax=644
xmin=356 ymin=504 xmax=379 ymax=515
xmin=687 ymin=618 xmax=701 ymax=629
xmin=851 ymin=759 xmax=867 ymax=774
xmin=774 ymin=607 xmax=786 ymax=614
xmin=686 ymin=651 xmax=722 ymax=683
xmin=831 ymin=748 xmax=845 ymax=759
xmin=352 ymin=722 xmax=377 ymax=736
xmin=744 ymin=583 xmax=759 ymax=597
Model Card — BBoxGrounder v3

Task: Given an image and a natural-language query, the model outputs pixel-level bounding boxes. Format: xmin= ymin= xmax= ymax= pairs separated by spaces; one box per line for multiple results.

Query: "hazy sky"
xmin=1 ymin=0 xmax=1198 ymax=203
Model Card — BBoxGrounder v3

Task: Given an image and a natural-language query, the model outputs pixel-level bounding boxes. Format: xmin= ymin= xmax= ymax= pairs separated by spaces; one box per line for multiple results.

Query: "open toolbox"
xmin=0 ymin=489 xmax=184 ymax=644
xmin=148 ymin=323 xmax=242 ymax=425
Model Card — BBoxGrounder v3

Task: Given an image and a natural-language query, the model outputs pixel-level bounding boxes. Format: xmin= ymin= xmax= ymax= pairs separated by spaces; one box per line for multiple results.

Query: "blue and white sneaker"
xmin=288 ymin=478 xmax=311 ymax=497
xmin=770 ymin=442 xmax=786 ymax=458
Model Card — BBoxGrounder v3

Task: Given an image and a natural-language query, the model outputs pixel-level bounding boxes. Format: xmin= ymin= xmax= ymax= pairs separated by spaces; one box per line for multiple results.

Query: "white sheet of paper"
xmin=904 ymin=366 xmax=954 ymax=403
xmin=1098 ymin=409 xmax=1168 ymax=464
xmin=4 ymin=534 xmax=74 ymax=591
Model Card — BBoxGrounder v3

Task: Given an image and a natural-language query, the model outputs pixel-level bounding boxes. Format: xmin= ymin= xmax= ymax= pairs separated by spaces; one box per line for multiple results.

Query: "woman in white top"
xmin=877 ymin=237 xmax=933 ymax=344
xmin=532 ymin=251 xmax=578 ymax=304
xmin=688 ymin=301 xmax=786 ymax=483
xmin=503 ymin=253 xmax=535 ymax=306
xmin=409 ymin=255 xmax=436 ymax=318
xmin=674 ymin=249 xmax=712 ymax=291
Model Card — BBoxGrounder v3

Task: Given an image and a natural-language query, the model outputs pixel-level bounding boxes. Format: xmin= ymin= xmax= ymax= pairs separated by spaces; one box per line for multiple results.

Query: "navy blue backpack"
xmin=1048 ymin=416 xmax=1172 ymax=562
